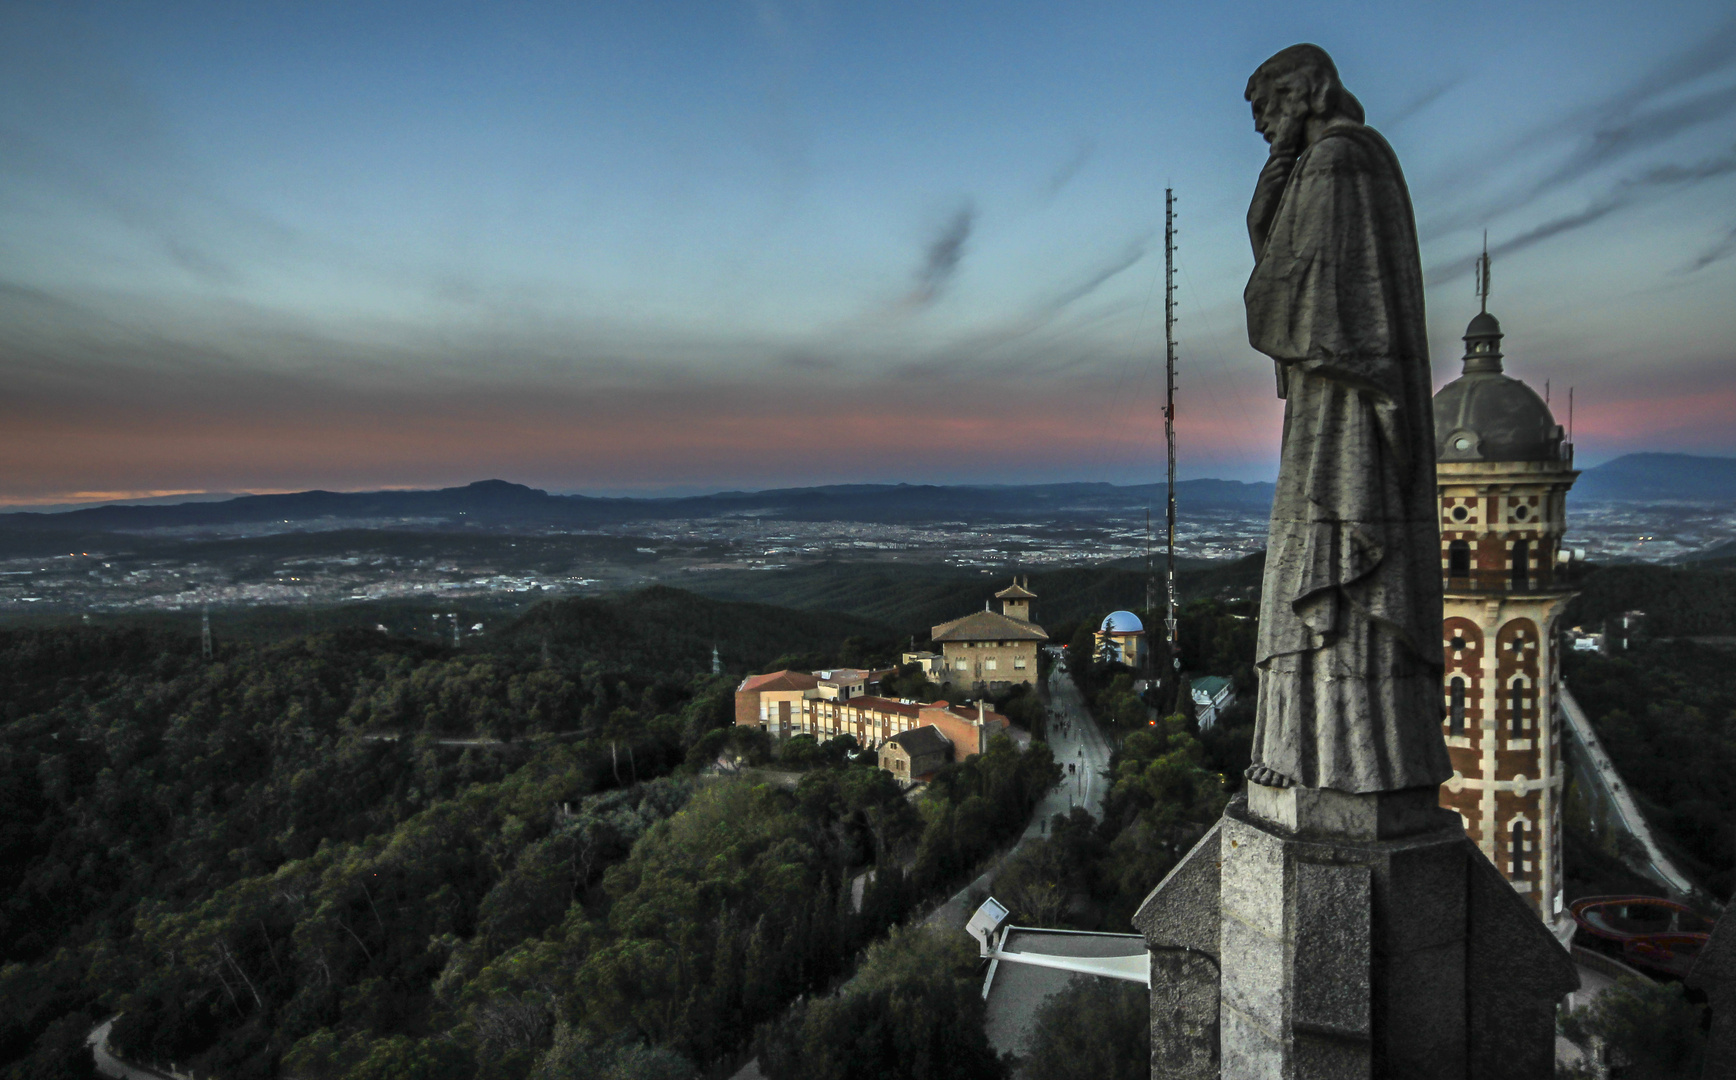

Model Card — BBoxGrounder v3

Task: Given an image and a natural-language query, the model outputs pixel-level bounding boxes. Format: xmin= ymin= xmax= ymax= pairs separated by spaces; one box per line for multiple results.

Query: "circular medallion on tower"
xmin=1433 ymin=311 xmax=1564 ymax=463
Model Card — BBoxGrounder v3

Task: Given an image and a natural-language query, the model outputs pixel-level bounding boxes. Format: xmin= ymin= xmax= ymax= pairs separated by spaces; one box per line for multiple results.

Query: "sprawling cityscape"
xmin=0 ymin=491 xmax=1726 ymax=616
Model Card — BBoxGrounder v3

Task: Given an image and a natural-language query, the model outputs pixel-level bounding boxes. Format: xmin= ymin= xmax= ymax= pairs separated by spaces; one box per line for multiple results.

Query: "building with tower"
xmin=930 ymin=578 xmax=1048 ymax=693
xmin=1433 ymin=296 xmax=1579 ymax=940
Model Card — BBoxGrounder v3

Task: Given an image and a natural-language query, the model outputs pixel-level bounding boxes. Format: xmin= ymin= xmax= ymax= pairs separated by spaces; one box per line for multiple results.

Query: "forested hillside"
xmin=1562 ymin=563 xmax=1736 ymax=638
xmin=0 ymin=588 xmax=1059 ymax=1079
xmin=681 ymin=555 xmax=1266 ymax=642
xmin=1559 ymin=564 xmax=1736 ymax=898
xmin=1564 ymin=639 xmax=1736 ymax=899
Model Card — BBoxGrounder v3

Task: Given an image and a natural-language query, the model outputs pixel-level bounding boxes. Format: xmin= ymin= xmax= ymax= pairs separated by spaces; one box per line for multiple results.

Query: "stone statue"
xmin=1241 ymin=44 xmax=1451 ymax=794
xmin=1130 ymin=52 xmax=1577 ymax=1077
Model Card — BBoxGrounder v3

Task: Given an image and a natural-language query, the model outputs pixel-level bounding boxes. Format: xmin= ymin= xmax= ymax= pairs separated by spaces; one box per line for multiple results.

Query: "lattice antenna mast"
xmin=1144 ymin=507 xmax=1154 ymax=659
xmin=1163 ymin=189 xmax=1179 ymax=674
xmin=201 ymin=604 xmax=213 ymax=661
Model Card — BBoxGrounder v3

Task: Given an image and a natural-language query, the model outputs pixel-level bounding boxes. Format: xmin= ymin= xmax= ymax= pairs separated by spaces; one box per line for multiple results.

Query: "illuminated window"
xmin=1014 ymin=657 xmax=1027 ymax=669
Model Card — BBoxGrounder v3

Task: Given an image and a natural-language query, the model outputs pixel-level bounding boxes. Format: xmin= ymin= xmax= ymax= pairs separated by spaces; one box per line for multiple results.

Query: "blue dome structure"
xmin=1101 ymin=610 xmax=1145 ymax=634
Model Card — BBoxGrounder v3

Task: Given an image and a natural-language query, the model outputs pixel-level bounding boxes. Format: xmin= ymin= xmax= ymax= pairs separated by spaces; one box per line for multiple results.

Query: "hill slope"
xmin=1574 ymin=453 xmax=1736 ymax=502
xmin=678 ymin=555 xmax=1267 ymax=639
xmin=505 ymin=584 xmax=894 ymax=673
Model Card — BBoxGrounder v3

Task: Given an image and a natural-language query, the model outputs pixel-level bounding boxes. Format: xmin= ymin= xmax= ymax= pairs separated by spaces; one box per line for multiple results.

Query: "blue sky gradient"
xmin=2 ymin=1 xmax=1733 ymax=501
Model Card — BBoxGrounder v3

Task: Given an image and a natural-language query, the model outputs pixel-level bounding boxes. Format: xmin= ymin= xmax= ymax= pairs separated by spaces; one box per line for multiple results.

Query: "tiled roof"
xmin=931 ymin=609 xmax=1049 ymax=643
xmin=738 ymin=670 xmax=820 ymax=693
xmin=928 ymin=702 xmax=1008 ymax=727
xmin=886 ymin=725 xmax=952 ymax=757
xmin=994 ymin=582 xmax=1038 ymax=599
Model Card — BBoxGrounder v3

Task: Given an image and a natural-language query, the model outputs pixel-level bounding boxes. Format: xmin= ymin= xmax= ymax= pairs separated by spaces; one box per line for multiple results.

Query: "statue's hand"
xmin=1247 ymin=152 xmax=1296 ymax=259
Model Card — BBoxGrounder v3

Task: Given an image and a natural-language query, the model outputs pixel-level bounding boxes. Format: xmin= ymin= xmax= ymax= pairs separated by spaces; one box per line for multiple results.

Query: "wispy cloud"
xmin=1044 ymin=137 xmax=1095 ymax=199
xmin=1042 ymin=234 xmax=1151 ymax=313
xmin=907 ymin=203 xmax=975 ymax=307
xmin=1428 ymin=145 xmax=1736 ymax=284
xmin=1524 ymin=83 xmax=1736 ymax=202
xmin=1419 ymin=17 xmax=1736 ymax=243
xmin=1384 ymin=77 xmax=1459 ymax=130
xmin=1682 ymin=222 xmax=1736 ymax=273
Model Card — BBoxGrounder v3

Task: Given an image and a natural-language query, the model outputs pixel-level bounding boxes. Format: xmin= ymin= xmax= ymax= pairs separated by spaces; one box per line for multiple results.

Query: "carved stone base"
xmin=1134 ymin=786 xmax=1577 ymax=1079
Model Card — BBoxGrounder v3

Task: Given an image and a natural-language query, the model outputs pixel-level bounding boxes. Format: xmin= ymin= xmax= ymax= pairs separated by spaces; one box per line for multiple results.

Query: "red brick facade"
xmin=1437 ymin=464 xmax=1576 ymax=935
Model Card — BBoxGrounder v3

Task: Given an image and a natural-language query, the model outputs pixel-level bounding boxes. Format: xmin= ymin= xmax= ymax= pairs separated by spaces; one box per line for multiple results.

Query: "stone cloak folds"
xmin=1245 ymin=123 xmax=1452 ymax=794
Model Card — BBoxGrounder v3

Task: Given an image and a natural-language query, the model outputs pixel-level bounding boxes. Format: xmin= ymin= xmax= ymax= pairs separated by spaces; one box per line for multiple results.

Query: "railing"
xmin=1570 ymin=944 xmax=1654 ymax=986
xmin=1443 ymin=576 xmax=1575 ymax=597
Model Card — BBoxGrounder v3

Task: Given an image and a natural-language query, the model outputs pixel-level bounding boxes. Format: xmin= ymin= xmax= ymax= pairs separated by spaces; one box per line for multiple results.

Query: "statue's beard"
xmin=1265 ymin=111 xmax=1309 ymax=157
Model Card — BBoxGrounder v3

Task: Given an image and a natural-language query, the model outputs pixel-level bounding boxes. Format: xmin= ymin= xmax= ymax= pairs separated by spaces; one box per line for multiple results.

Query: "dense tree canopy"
xmin=1558 ymin=976 xmax=1707 ymax=1080
xmin=1564 ymin=639 xmax=1736 ymax=897
xmin=0 ymin=587 xmax=1058 ymax=1080
xmin=754 ymin=926 xmax=1005 ymax=1080
xmin=1018 ymin=976 xmax=1148 ymax=1080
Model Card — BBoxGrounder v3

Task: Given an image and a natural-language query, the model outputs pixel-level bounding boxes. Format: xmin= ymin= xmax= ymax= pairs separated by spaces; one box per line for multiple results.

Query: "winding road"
xmin=733 ymin=667 xmax=1115 ymax=1079
xmin=919 ymin=664 xmax=1112 ymax=930
xmin=86 ymin=1018 xmax=178 ymax=1080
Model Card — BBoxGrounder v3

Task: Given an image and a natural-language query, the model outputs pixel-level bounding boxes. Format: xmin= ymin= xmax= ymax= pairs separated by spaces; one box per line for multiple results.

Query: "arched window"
xmin=1449 ymin=678 xmax=1466 ymax=736
xmin=1510 ymin=540 xmax=1530 ymax=591
xmin=1448 ymin=540 xmax=1471 ymax=578
xmin=1510 ymin=819 xmax=1527 ymax=876
xmin=1510 ymin=680 xmax=1525 ymax=736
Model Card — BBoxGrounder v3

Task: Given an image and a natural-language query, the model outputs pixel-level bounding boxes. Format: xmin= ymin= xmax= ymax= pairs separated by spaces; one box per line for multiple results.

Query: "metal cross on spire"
xmin=1475 ymin=231 xmax=1492 ymax=314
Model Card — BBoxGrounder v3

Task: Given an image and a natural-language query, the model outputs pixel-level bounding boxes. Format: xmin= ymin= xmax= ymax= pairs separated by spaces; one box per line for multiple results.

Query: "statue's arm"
xmin=1247 ymin=152 xmax=1297 ymax=261
xmin=1250 ymin=134 xmax=1399 ymax=397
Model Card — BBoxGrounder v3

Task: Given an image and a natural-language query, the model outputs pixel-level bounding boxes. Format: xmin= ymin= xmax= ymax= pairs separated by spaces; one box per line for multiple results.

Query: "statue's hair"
xmin=1246 ymin=43 xmax=1366 ymax=125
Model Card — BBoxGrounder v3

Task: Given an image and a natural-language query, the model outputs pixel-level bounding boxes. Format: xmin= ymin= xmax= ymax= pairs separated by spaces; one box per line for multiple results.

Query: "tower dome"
xmin=1433 ymin=311 xmax=1565 ymax=463
xmin=1101 ymin=610 xmax=1144 ymax=634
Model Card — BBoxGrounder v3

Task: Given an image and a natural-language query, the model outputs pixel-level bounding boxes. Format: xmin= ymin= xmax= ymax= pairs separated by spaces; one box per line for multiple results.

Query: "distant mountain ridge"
xmin=0 ymin=477 xmax=1277 ymax=533
xmin=3 ymin=453 xmax=1725 ymax=536
xmin=1572 ymin=453 xmax=1736 ymax=502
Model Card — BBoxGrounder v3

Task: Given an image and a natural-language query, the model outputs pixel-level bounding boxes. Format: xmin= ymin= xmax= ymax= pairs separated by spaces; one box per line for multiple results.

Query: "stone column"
xmin=1687 ymin=896 xmax=1736 ymax=1080
xmin=1135 ymin=785 xmax=1577 ymax=1079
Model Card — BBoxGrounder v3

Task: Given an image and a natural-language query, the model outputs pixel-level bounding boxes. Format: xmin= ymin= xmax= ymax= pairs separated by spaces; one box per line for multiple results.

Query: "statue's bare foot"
xmin=1245 ymin=763 xmax=1293 ymax=788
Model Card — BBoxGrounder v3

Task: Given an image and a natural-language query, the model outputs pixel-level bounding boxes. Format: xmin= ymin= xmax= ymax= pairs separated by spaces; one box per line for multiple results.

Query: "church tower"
xmin=1433 ymin=298 xmax=1578 ymax=939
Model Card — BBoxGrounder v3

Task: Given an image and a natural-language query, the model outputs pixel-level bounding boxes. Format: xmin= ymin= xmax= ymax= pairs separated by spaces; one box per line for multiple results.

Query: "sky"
xmin=2 ymin=0 xmax=1734 ymax=504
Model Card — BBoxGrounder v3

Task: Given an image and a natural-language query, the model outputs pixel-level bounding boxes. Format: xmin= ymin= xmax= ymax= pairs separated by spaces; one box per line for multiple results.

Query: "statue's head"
xmin=1245 ymin=44 xmax=1365 ymax=154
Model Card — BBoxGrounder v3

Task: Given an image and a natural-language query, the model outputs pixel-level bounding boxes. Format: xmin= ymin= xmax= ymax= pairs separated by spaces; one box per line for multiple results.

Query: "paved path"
xmin=1560 ymin=685 xmax=1697 ymax=897
xmin=922 ymin=667 xmax=1112 ymax=933
xmin=1033 ymin=665 xmax=1113 ymax=829
xmin=86 ymin=1018 xmax=178 ymax=1080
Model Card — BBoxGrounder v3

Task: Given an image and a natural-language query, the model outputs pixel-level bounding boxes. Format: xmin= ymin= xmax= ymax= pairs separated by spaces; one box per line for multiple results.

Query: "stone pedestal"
xmin=1687 ymin=894 xmax=1736 ymax=1080
xmin=1134 ymin=785 xmax=1577 ymax=1079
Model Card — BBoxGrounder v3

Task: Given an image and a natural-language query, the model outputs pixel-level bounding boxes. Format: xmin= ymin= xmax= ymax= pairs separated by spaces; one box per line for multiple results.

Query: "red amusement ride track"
xmin=1570 ymin=894 xmax=1714 ymax=979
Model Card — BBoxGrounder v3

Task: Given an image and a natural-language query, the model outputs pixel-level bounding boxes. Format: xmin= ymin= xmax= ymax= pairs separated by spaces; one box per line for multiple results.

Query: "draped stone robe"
xmin=1244 ymin=122 xmax=1452 ymax=794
